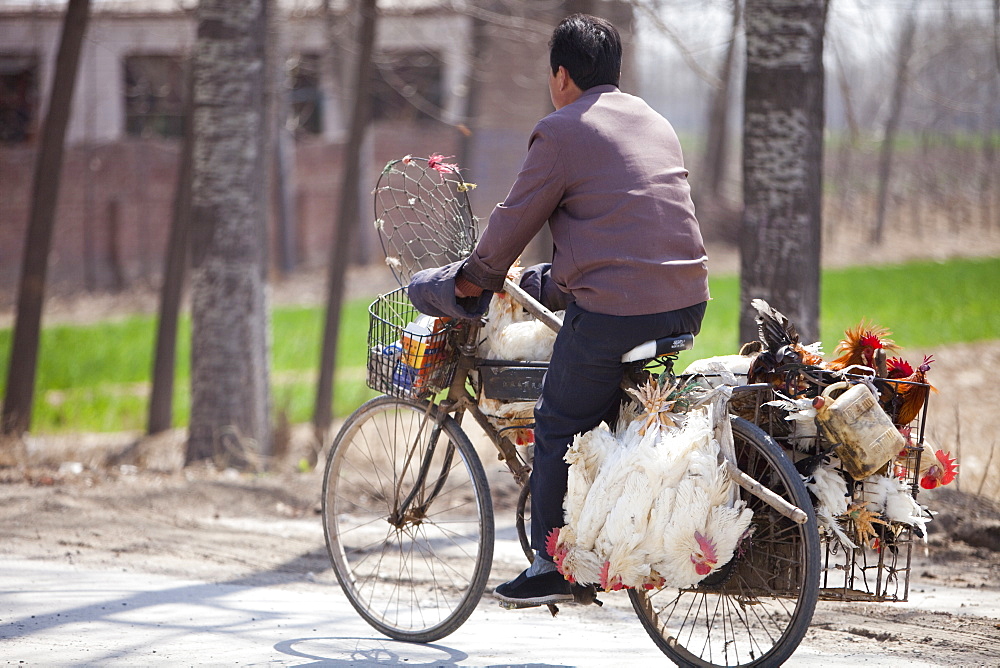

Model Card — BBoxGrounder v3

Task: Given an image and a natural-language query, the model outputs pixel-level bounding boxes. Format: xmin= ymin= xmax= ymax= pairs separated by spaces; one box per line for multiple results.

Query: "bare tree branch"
xmin=313 ymin=0 xmax=378 ymax=445
xmin=994 ymin=0 xmax=1000 ymax=73
xmin=628 ymin=0 xmax=723 ymax=88
xmin=873 ymin=0 xmax=918 ymax=244
xmin=446 ymin=0 xmax=556 ymax=39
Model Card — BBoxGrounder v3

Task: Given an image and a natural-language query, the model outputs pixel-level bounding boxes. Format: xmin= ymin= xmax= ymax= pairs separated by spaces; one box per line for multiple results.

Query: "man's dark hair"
xmin=549 ymin=14 xmax=622 ymax=90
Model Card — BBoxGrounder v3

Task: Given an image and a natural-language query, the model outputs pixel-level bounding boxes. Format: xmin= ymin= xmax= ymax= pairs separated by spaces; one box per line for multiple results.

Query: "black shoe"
xmin=493 ymin=569 xmax=573 ymax=607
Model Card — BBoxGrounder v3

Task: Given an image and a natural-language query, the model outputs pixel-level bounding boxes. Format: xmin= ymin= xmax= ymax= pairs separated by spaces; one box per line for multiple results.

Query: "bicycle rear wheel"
xmin=322 ymin=395 xmax=494 ymax=642
xmin=629 ymin=416 xmax=820 ymax=667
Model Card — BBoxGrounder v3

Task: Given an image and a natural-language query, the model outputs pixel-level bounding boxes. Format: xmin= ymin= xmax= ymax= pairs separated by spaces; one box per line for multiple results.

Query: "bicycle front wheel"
xmin=629 ymin=416 xmax=820 ymax=667
xmin=322 ymin=395 xmax=494 ymax=642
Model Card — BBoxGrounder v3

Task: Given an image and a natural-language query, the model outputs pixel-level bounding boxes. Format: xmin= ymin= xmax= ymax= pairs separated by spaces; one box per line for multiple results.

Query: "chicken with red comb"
xmin=826 ymin=319 xmax=899 ymax=371
xmin=919 ymin=450 xmax=959 ymax=490
xmin=690 ymin=531 xmax=719 ymax=576
xmin=885 ymin=355 xmax=936 ymax=425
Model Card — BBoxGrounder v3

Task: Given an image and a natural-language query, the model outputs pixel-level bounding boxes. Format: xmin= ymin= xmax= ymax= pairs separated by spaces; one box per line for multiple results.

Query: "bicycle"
xmin=321 ymin=274 xmax=822 ymax=666
xmin=320 ymin=156 xmax=927 ymax=667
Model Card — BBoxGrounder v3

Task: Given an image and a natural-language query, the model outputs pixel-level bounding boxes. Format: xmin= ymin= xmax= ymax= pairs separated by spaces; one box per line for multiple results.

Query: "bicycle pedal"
xmin=570 ymin=583 xmax=603 ymax=606
xmin=498 ymin=599 xmax=543 ymax=610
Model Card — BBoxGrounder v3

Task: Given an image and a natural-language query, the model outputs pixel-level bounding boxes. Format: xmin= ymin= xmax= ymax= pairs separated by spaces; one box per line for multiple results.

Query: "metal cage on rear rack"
xmin=731 ymin=373 xmax=931 ymax=604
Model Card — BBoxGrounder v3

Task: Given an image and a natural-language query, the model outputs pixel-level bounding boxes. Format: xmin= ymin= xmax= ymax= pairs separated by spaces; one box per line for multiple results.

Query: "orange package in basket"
xmin=400 ymin=316 xmax=450 ymax=390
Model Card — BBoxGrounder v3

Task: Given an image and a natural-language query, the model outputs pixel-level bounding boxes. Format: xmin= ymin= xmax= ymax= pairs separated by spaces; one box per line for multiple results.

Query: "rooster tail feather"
xmin=751 ymin=298 xmax=799 ymax=352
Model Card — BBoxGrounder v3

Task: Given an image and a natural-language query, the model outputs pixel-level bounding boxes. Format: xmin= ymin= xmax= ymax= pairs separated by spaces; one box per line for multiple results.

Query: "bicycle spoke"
xmin=630 ymin=417 xmax=819 ymax=667
xmin=323 ymin=396 xmax=494 ymax=642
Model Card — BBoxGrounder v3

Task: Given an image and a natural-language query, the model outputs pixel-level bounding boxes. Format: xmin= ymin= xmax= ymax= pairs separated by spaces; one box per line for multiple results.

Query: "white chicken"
xmin=647 ymin=410 xmax=753 ymax=588
xmin=555 ymin=426 xmax=618 ymax=585
xmin=549 ymin=381 xmax=754 ymax=590
xmin=477 ymin=398 xmax=536 ymax=452
xmin=476 ymin=265 xmax=562 ymax=448
xmin=491 ymin=318 xmax=560 ymax=362
xmin=802 ymin=455 xmax=857 ymax=550
xmin=766 ymin=390 xmax=820 ymax=450
xmin=862 ymin=474 xmax=931 ymax=540
xmin=478 ymin=265 xmax=562 ymax=363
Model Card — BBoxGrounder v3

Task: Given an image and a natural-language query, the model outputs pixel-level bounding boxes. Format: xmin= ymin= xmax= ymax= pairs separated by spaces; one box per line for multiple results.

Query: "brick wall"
xmin=0 ymin=121 xmax=469 ymax=304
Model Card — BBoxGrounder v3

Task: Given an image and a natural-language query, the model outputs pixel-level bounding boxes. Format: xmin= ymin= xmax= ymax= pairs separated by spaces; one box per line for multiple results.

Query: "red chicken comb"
xmin=935 ymin=449 xmax=957 ymax=484
xmin=695 ymin=531 xmax=718 ymax=559
xmin=544 ymin=527 xmax=559 ymax=557
xmin=886 ymin=357 xmax=913 ymax=379
xmin=598 ymin=560 xmax=624 ymax=590
xmin=544 ymin=527 xmax=571 ymax=580
xmin=691 ymin=531 xmax=718 ymax=575
xmin=860 ymin=332 xmax=885 ymax=349
xmin=919 ymin=449 xmax=958 ymax=489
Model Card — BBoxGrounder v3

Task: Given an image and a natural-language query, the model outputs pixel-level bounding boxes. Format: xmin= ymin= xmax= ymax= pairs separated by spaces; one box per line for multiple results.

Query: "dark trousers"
xmin=530 ymin=300 xmax=707 ymax=559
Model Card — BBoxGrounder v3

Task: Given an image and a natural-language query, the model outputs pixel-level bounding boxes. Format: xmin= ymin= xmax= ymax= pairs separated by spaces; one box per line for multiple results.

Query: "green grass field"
xmin=685 ymin=256 xmax=1000 ymax=365
xmin=1 ymin=256 xmax=997 ymax=433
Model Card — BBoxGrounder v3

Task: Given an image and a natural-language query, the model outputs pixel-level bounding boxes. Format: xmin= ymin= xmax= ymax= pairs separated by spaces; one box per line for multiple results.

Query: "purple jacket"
xmin=462 ymin=85 xmax=710 ymax=316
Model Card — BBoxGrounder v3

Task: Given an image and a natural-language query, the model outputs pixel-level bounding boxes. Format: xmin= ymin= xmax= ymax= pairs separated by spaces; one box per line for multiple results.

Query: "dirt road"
xmin=1 ymin=462 xmax=998 ymax=666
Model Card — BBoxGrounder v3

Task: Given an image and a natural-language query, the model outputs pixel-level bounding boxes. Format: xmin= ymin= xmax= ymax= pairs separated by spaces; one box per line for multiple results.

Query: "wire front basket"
xmin=367 ymin=287 xmax=459 ymax=399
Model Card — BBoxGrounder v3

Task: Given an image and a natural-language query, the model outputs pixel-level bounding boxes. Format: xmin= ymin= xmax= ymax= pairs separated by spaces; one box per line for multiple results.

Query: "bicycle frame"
xmin=425 ymin=281 xmax=808 ymax=526
xmin=324 ymin=278 xmax=821 ymax=657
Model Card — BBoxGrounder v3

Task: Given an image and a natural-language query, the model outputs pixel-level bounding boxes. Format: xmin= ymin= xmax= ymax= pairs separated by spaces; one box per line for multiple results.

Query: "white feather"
xmin=492 ymin=318 xmax=560 ymax=361
xmin=864 ymin=474 xmax=930 ymax=539
xmin=682 ymin=355 xmax=754 ymax=387
xmin=559 ymin=544 xmax=604 ymax=585
xmin=805 ymin=459 xmax=851 ymax=516
xmin=563 ymin=428 xmax=617 ymax=530
xmin=652 ymin=486 xmax=706 ymax=585
xmin=817 ymin=507 xmax=857 ymax=550
xmin=804 ymin=458 xmax=855 ymax=549
xmin=478 ymin=274 xmax=564 ymax=362
xmin=682 ymin=354 xmax=755 ymax=377
xmin=766 ymin=391 xmax=819 ymax=447
xmin=705 ymin=502 xmax=754 ymax=568
xmin=557 ymin=400 xmax=754 ymax=590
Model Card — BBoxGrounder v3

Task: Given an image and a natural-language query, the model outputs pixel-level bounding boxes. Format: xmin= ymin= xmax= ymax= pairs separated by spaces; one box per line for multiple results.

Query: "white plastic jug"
xmin=816 ymin=381 xmax=904 ymax=480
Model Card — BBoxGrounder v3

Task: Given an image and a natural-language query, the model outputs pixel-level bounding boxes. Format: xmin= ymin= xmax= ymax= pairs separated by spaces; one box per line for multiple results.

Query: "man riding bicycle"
xmin=450 ymin=13 xmax=711 ymax=606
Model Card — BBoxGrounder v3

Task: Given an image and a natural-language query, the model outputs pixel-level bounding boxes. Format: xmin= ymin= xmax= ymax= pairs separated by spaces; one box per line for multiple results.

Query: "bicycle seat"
xmin=621 ymin=333 xmax=694 ymax=363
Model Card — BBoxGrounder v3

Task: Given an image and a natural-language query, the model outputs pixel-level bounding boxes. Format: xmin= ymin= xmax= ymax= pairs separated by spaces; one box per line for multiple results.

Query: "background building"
xmin=0 ymin=0 xmax=635 ymax=296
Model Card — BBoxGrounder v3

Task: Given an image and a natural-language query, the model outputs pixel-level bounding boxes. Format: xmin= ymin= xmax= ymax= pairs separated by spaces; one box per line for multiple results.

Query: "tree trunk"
xmin=321 ymin=0 xmax=352 ymax=140
xmin=274 ymin=126 xmax=298 ymax=274
xmin=457 ymin=13 xmax=485 ymax=173
xmin=739 ymin=0 xmax=827 ymax=345
xmin=271 ymin=21 xmax=297 ymax=275
xmin=1 ymin=0 xmax=90 ymax=437
xmin=148 ymin=61 xmax=195 ymax=436
xmin=872 ymin=3 xmax=918 ymax=244
xmin=993 ymin=0 xmax=999 ymax=74
xmin=186 ymin=0 xmax=273 ymax=465
xmin=83 ymin=144 xmax=97 ymax=291
xmin=106 ymin=198 xmax=126 ymax=292
xmin=312 ymin=0 xmax=377 ymax=448
xmin=702 ymin=0 xmax=743 ymax=198
xmin=829 ymin=34 xmax=859 ymax=143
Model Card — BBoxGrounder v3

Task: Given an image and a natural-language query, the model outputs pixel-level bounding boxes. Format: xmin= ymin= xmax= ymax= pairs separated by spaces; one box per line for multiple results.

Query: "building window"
xmin=123 ymin=55 xmax=186 ymax=138
xmin=372 ymin=50 xmax=443 ymax=123
xmin=287 ymin=52 xmax=323 ymax=135
xmin=0 ymin=54 xmax=38 ymax=144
